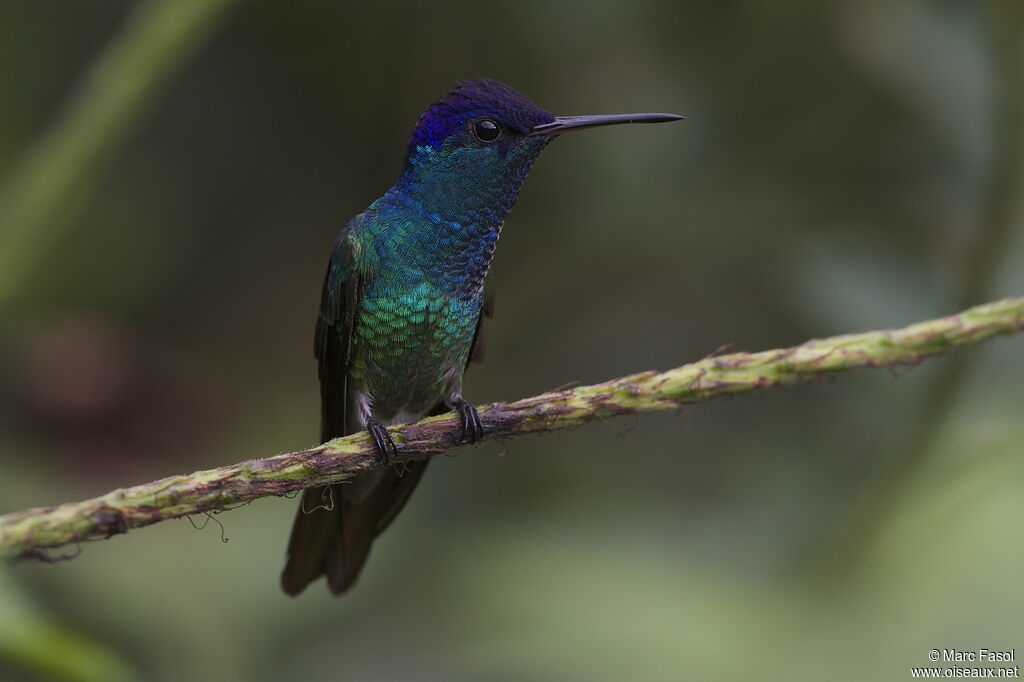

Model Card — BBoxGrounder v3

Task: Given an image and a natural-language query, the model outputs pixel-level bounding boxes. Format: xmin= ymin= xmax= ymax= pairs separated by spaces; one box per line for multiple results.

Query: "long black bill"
xmin=530 ymin=112 xmax=684 ymax=137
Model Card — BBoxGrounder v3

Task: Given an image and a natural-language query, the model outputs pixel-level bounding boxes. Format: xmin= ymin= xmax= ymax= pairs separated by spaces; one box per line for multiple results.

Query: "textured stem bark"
xmin=2 ymin=296 xmax=1022 ymax=560
xmin=814 ymin=1 xmax=1024 ymax=585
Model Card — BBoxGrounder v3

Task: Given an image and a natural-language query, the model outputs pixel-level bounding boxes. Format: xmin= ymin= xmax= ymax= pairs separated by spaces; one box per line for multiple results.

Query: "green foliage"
xmin=0 ymin=568 xmax=137 ymax=682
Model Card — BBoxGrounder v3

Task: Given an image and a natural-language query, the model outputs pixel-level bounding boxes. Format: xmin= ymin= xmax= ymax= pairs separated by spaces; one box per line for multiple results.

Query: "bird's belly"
xmin=351 ymin=285 xmax=479 ymax=422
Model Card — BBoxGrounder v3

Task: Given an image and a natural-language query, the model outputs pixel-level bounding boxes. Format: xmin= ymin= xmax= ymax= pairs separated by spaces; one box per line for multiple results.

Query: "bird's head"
xmin=397 ymin=78 xmax=681 ymax=224
xmin=404 ymin=79 xmax=555 ymax=179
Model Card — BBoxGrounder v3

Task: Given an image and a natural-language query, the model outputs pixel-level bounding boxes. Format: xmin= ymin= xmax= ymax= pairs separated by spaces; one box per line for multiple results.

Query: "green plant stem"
xmin=814 ymin=0 xmax=1024 ymax=585
xmin=1 ymin=296 xmax=1021 ymax=560
xmin=0 ymin=0 xmax=239 ymax=305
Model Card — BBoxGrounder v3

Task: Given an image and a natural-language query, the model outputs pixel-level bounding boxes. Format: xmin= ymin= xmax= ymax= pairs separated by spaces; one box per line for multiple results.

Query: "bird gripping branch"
xmin=281 ymin=78 xmax=682 ymax=596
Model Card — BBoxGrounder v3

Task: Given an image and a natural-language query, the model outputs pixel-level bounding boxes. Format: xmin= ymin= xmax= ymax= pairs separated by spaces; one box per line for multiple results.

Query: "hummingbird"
xmin=281 ymin=78 xmax=682 ymax=596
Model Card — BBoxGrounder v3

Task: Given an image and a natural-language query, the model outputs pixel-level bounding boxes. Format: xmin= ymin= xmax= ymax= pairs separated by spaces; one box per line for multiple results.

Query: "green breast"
xmin=350 ymin=281 xmax=480 ymax=420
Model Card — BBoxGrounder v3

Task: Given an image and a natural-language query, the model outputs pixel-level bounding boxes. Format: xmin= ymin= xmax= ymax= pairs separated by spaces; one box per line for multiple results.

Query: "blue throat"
xmin=368 ymin=136 xmax=551 ymax=296
xmin=399 ymin=136 xmax=550 ymax=229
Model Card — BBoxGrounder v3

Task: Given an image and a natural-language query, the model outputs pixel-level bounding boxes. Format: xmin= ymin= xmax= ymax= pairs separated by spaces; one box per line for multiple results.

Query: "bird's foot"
xmin=367 ymin=420 xmax=398 ymax=465
xmin=452 ymin=398 xmax=484 ymax=445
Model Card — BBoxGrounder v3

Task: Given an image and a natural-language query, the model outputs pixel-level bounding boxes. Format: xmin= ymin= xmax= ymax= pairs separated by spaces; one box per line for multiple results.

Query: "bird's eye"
xmin=473 ymin=118 xmax=501 ymax=143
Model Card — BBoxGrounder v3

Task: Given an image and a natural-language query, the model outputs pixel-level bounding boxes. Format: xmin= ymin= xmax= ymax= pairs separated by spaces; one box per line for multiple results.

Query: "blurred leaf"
xmin=0 ymin=0 xmax=239 ymax=307
xmin=0 ymin=568 xmax=137 ymax=682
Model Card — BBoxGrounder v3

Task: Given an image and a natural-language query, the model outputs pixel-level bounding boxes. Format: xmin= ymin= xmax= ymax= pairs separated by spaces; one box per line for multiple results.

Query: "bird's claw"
xmin=367 ymin=420 xmax=398 ymax=465
xmin=453 ymin=398 xmax=484 ymax=445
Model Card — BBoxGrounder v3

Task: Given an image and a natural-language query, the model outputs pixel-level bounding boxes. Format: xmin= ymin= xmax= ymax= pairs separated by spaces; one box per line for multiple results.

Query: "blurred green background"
xmin=2 ymin=1 xmax=1023 ymax=680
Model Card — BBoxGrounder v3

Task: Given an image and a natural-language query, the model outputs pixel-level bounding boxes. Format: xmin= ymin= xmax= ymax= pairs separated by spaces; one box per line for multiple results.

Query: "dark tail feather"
xmin=280 ymin=461 xmax=429 ymax=596
xmin=281 ymin=391 xmax=438 ymax=597
xmin=281 ymin=485 xmax=344 ymax=596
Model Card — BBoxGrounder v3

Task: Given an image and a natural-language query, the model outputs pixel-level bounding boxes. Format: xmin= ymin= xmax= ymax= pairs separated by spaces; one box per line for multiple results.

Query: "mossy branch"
xmin=2 ymin=296 xmax=1022 ymax=560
